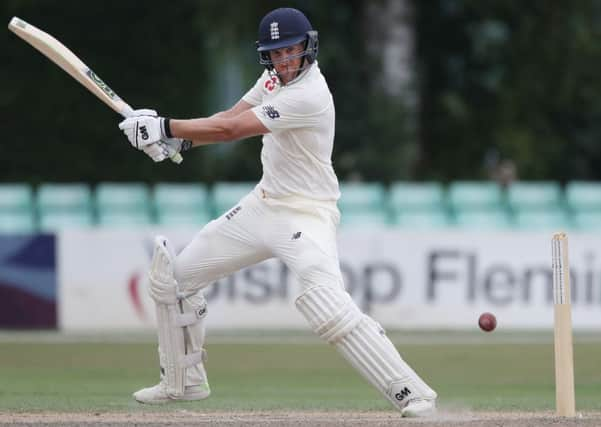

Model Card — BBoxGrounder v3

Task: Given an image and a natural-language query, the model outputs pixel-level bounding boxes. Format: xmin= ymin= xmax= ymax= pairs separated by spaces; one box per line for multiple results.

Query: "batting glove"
xmin=130 ymin=108 xmax=157 ymax=117
xmin=142 ymin=142 xmax=171 ymax=162
xmin=119 ymin=108 xmax=186 ymax=163
xmin=119 ymin=116 xmax=163 ymax=149
xmin=119 ymin=107 xmax=174 ymax=146
xmin=142 ymin=138 xmax=192 ymax=163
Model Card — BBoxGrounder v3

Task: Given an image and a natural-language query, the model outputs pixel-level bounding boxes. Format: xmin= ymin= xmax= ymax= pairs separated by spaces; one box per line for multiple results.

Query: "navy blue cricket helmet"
xmin=256 ymin=8 xmax=318 ymax=72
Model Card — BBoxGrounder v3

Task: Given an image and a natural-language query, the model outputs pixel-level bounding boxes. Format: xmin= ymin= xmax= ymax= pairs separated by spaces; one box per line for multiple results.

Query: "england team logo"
xmin=270 ymin=22 xmax=280 ymax=40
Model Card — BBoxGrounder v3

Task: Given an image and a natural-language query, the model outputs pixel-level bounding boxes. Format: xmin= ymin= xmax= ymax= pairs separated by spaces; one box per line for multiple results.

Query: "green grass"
xmin=0 ymin=334 xmax=600 ymax=413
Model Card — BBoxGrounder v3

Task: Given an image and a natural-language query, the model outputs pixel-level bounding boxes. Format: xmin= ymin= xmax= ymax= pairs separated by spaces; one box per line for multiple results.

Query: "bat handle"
xmin=120 ymin=106 xmax=183 ymax=164
xmin=168 ymin=150 xmax=184 ymax=164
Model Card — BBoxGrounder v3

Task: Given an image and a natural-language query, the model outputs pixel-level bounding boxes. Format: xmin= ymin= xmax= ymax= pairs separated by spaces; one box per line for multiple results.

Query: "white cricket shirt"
xmin=242 ymin=62 xmax=340 ymax=202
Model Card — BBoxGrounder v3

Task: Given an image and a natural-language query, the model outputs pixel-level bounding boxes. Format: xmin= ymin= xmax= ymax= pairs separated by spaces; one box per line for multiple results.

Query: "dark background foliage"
xmin=2 ymin=0 xmax=600 ymax=185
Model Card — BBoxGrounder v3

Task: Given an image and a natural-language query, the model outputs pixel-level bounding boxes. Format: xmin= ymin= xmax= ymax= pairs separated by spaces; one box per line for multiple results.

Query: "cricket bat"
xmin=8 ymin=17 xmax=182 ymax=164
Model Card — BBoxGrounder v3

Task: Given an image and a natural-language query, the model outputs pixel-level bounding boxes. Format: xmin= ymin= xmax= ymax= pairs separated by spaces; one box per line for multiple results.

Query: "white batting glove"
xmin=142 ymin=141 xmax=171 ymax=162
xmin=118 ymin=107 xmax=173 ymax=148
xmin=123 ymin=109 xmax=159 ymax=150
xmin=119 ymin=115 xmax=165 ymax=149
xmin=118 ymin=108 xmax=185 ymax=163
xmin=162 ymin=137 xmax=193 ymax=154
xmin=130 ymin=108 xmax=157 ymax=117
xmin=142 ymin=137 xmax=192 ymax=162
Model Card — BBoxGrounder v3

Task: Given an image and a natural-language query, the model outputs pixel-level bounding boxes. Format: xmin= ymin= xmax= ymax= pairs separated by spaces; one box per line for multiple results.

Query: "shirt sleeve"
xmin=242 ymin=70 xmax=271 ymax=106
xmin=251 ymin=88 xmax=326 ymax=132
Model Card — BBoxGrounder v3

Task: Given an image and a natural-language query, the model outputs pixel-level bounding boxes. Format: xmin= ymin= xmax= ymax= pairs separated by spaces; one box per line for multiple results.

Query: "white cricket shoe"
xmin=400 ymin=398 xmax=436 ymax=417
xmin=133 ymin=381 xmax=210 ymax=404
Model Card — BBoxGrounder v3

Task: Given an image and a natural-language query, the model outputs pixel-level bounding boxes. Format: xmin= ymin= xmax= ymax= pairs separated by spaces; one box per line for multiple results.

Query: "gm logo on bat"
xmin=86 ymin=69 xmax=117 ymax=99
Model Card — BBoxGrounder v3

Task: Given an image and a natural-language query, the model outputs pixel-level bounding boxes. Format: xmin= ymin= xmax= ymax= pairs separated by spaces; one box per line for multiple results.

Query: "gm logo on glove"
xmin=140 ymin=125 xmax=149 ymax=140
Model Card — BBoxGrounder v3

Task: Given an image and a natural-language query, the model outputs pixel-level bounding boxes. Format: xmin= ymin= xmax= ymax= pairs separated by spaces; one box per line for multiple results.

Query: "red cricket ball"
xmin=478 ymin=312 xmax=497 ymax=332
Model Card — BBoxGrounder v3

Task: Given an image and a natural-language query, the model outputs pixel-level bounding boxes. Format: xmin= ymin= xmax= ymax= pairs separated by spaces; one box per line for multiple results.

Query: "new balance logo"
xmin=226 ymin=206 xmax=242 ymax=220
xmin=394 ymin=387 xmax=412 ymax=401
xmin=292 ymin=231 xmax=302 ymax=240
xmin=140 ymin=125 xmax=149 ymax=140
xmin=262 ymin=105 xmax=280 ymax=119
xmin=270 ymin=22 xmax=280 ymax=39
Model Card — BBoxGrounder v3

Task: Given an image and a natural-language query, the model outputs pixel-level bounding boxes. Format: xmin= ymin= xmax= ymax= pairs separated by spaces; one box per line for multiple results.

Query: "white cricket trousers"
xmin=174 ymin=189 xmax=343 ymax=294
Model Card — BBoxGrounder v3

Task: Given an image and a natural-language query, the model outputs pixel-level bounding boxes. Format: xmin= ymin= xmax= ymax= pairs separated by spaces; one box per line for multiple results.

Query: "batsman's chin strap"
xmin=296 ymin=50 xmax=307 ymax=80
xmin=271 ymin=63 xmax=312 ymax=87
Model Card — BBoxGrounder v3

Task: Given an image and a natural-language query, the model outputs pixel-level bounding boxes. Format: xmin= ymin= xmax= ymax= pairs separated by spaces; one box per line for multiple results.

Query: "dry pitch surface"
xmin=1 ymin=411 xmax=599 ymax=426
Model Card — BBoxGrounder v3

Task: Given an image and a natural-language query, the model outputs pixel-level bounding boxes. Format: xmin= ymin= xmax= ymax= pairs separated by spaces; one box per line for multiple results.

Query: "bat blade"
xmin=8 ymin=17 xmax=182 ymax=163
xmin=8 ymin=17 xmax=132 ymax=117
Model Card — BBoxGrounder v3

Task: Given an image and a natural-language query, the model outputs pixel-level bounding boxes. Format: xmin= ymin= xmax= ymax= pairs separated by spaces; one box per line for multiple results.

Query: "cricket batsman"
xmin=118 ymin=7 xmax=437 ymax=417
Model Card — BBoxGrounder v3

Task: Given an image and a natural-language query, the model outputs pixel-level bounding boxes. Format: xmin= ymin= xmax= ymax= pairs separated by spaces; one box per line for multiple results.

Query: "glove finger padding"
xmin=143 ymin=143 xmax=169 ymax=162
xmin=130 ymin=108 xmax=157 ymax=117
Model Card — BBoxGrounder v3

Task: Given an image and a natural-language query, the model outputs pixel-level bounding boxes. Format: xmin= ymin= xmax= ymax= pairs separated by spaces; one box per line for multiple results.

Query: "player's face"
xmin=269 ymin=43 xmax=305 ymax=84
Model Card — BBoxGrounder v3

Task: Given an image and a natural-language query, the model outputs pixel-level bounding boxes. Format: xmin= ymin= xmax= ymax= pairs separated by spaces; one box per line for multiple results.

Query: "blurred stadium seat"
xmin=37 ymin=183 xmax=92 ymax=212
xmin=36 ymin=183 xmax=94 ymax=231
xmin=38 ymin=210 xmax=94 ymax=231
xmin=0 ymin=211 xmax=36 ymax=233
xmin=447 ymin=181 xmax=507 ymax=230
xmin=97 ymin=211 xmax=154 ymax=227
xmin=4 ymin=180 xmax=601 ymax=232
xmin=339 ymin=210 xmax=389 ymax=229
xmin=507 ymin=182 xmax=567 ymax=231
xmin=95 ymin=182 xmax=153 ymax=227
xmin=389 ymin=182 xmax=445 ymax=211
xmin=453 ymin=209 xmax=513 ymax=229
xmin=571 ymin=211 xmax=601 ymax=230
xmin=0 ymin=183 xmax=34 ymax=212
xmin=507 ymin=181 xmax=562 ymax=211
xmin=212 ymin=182 xmax=256 ymax=215
xmin=338 ymin=182 xmax=386 ymax=210
xmin=153 ymin=183 xmax=212 ymax=227
xmin=338 ymin=182 xmax=389 ymax=227
xmin=96 ymin=182 xmax=151 ymax=210
xmin=565 ymin=181 xmax=601 ymax=212
xmin=0 ymin=184 xmax=35 ymax=233
xmin=447 ymin=181 xmax=505 ymax=211
xmin=388 ymin=182 xmax=446 ymax=225
xmin=155 ymin=210 xmax=213 ymax=227
xmin=513 ymin=210 xmax=572 ymax=230
xmin=393 ymin=210 xmax=450 ymax=229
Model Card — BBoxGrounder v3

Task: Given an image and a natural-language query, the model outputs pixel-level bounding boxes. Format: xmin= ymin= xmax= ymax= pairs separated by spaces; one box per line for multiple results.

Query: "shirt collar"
xmin=282 ymin=61 xmax=316 ymax=87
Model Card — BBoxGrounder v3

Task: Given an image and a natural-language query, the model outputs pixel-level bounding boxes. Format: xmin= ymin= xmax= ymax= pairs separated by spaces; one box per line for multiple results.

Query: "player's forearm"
xmin=208 ymin=99 xmax=253 ymax=120
xmin=209 ymin=110 xmax=235 ymax=120
xmin=168 ymin=108 xmax=267 ymax=147
xmin=169 ymin=117 xmax=238 ymax=145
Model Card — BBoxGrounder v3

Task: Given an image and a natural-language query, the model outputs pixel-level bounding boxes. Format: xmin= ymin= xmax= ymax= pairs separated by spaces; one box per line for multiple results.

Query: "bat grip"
xmin=120 ymin=106 xmax=183 ymax=164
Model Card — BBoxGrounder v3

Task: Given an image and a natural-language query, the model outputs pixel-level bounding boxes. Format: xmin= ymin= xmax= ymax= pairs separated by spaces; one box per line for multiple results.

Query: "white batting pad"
xmin=149 ymin=236 xmax=180 ymax=304
xmin=295 ymin=285 xmax=437 ymax=410
xmin=149 ymin=236 xmax=206 ymax=397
